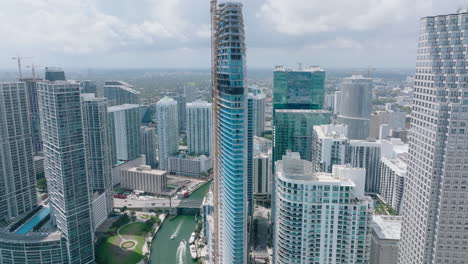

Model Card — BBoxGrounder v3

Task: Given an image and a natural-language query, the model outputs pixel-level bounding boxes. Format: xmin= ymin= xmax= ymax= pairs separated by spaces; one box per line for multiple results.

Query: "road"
xmin=114 ymin=197 xmax=203 ymax=209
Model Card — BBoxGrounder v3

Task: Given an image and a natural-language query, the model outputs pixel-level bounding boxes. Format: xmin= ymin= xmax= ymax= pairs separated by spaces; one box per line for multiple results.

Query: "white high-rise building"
xmin=334 ymin=90 xmax=342 ymax=115
xmin=248 ymin=92 xmax=266 ymax=137
xmin=0 ymin=82 xmax=37 ymax=221
xmin=81 ymin=93 xmax=114 ymax=229
xmin=348 ymin=140 xmax=382 ymax=193
xmin=379 ymin=139 xmax=408 ymax=214
xmin=156 ymin=96 xmax=178 ymax=170
xmin=311 ymin=124 xmax=349 ymax=172
xmin=186 ymin=100 xmax=212 ymax=156
xmin=108 ymin=104 xmax=141 ymax=162
xmin=337 ymin=75 xmax=373 ymax=139
xmin=399 ymin=10 xmax=468 ymax=264
xmin=273 ymin=152 xmax=372 ymax=264
xmin=37 ymin=81 xmax=95 ymax=263
xmin=324 ymin=92 xmax=335 ymax=111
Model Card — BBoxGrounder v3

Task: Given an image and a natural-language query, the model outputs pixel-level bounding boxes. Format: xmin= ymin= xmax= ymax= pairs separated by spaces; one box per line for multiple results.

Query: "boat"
xmin=170 ymin=234 xmax=176 ymax=240
xmin=189 ymin=245 xmax=197 ymax=259
xmin=189 ymin=232 xmax=196 ymax=244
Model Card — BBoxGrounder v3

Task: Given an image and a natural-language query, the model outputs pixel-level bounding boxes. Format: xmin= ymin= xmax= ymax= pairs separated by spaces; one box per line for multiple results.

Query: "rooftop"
xmin=103 ymin=81 xmax=140 ymax=95
xmin=372 ymin=215 xmax=402 ymax=240
xmin=108 ymin=103 xmax=140 ymax=112
xmin=127 ymin=165 xmax=167 ymax=176
xmin=274 ymin=65 xmax=324 ymax=73
xmin=157 ymin=96 xmax=177 ymax=105
xmin=314 ymin=124 xmax=348 ymax=139
xmin=187 ymin=99 xmax=211 ymax=108
xmin=275 ymin=109 xmax=330 ymax=114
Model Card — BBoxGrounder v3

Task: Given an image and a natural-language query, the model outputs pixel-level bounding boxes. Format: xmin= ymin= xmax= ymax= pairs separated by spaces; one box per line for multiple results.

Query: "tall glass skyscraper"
xmin=0 ymin=82 xmax=37 ymax=221
xmin=212 ymin=2 xmax=248 ymax=263
xmin=399 ymin=10 xmax=468 ymax=264
xmin=103 ymin=81 xmax=140 ymax=106
xmin=156 ymin=96 xmax=178 ymax=171
xmin=37 ymin=81 xmax=94 ymax=264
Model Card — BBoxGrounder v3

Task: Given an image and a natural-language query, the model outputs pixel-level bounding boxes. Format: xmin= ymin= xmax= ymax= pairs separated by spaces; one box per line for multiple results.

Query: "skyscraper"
xmin=176 ymin=95 xmax=187 ymax=134
xmin=80 ymin=80 xmax=97 ymax=95
xmin=103 ymin=81 xmax=140 ymax=106
xmin=273 ymin=65 xmax=325 ymax=110
xmin=336 ymin=75 xmax=373 ymax=140
xmin=212 ymin=2 xmax=248 ymax=263
xmin=248 ymin=92 xmax=266 ymax=137
xmin=398 ymin=11 xmax=468 ymax=263
xmin=37 ymin=81 xmax=94 ymax=263
xmin=23 ymin=79 xmax=43 ymax=154
xmin=273 ymin=109 xmax=330 ymax=162
xmin=0 ymin=82 xmax=37 ymax=221
xmin=156 ymin=96 xmax=178 ymax=170
xmin=273 ymin=152 xmax=372 ymax=263
xmin=186 ymin=100 xmax=212 ymax=156
xmin=140 ymin=126 xmax=158 ymax=168
xmin=348 ymin=140 xmax=382 ymax=193
xmin=108 ymin=104 xmax=141 ymax=163
xmin=44 ymin=67 xmax=66 ymax=81
xmin=311 ymin=124 xmax=349 ymax=173
xmin=81 ymin=93 xmax=113 ymax=226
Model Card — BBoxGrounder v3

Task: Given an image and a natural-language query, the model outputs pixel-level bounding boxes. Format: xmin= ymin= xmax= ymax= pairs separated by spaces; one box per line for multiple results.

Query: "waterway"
xmin=149 ymin=181 xmax=211 ymax=264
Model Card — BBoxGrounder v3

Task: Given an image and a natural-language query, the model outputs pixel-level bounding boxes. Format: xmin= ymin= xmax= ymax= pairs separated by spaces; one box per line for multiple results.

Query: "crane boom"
xmin=11 ymin=55 xmax=33 ymax=80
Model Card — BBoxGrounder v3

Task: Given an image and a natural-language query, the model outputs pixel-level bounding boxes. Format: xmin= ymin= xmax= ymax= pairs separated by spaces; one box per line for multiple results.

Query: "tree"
xmin=37 ymin=178 xmax=47 ymax=192
xmin=120 ymin=206 xmax=127 ymax=213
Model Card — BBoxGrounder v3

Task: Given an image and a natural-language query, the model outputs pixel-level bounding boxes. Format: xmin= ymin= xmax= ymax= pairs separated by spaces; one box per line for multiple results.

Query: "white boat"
xmin=170 ymin=234 xmax=176 ymax=240
xmin=190 ymin=245 xmax=197 ymax=259
xmin=189 ymin=232 xmax=196 ymax=244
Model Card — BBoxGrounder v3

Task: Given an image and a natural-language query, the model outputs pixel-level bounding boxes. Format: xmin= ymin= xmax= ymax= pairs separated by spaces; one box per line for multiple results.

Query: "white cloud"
xmin=257 ymin=0 xmax=431 ymax=35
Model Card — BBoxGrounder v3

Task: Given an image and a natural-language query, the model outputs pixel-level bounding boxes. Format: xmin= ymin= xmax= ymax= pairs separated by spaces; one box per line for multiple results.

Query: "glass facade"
xmin=103 ymin=81 xmax=140 ymax=106
xmin=273 ymin=110 xmax=330 ymax=162
xmin=215 ymin=2 xmax=248 ymax=263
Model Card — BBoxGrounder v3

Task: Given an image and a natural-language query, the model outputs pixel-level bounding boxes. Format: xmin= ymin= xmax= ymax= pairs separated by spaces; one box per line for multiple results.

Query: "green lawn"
xmin=96 ymin=222 xmax=148 ymax=264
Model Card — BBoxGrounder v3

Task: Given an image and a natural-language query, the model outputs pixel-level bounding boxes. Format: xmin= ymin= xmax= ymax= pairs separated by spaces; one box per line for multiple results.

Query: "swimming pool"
xmin=15 ymin=207 xmax=51 ymax=235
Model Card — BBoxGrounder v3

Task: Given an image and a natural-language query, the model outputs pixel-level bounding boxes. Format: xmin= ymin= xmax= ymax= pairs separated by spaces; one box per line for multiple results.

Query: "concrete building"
xmin=254 ymin=136 xmax=272 ymax=155
xmin=168 ymin=154 xmax=212 ymax=178
xmin=369 ymin=110 xmax=407 ymax=139
xmin=111 ymin=155 xmax=145 ymax=186
xmin=37 ymin=81 xmax=94 ymax=263
xmin=334 ymin=90 xmax=342 ymax=115
xmin=213 ymin=3 xmax=249 ymax=263
xmin=324 ymin=92 xmax=335 ymax=111
xmin=336 ymin=75 xmax=373 ymax=140
xmin=370 ymin=216 xmax=401 ymax=264
xmin=348 ymin=140 xmax=382 ymax=193
xmin=140 ymin=126 xmax=158 ymax=168
xmin=44 ymin=67 xmax=65 ymax=81
xmin=273 ymin=152 xmax=372 ymax=264
xmin=108 ymin=104 xmax=141 ymax=162
xmin=273 ymin=109 xmax=330 ymax=162
xmin=23 ymin=79 xmax=43 ymax=154
xmin=103 ymin=81 xmax=140 ymax=106
xmin=81 ymin=93 xmax=114 ymax=228
xmin=0 ymin=82 xmax=37 ymax=221
xmin=380 ymin=139 xmax=408 ymax=214
xmin=253 ymin=152 xmax=272 ymax=204
xmin=175 ymin=94 xmax=187 ymax=134
xmin=120 ymin=165 xmax=167 ymax=194
xmin=33 ymin=154 xmax=45 ymax=177
xmin=311 ymin=124 xmax=349 ymax=173
xmin=248 ymin=92 xmax=266 ymax=137
xmin=186 ymin=100 xmax=212 ymax=156
xmin=398 ymin=11 xmax=468 ymax=263
xmin=156 ymin=96 xmax=178 ymax=170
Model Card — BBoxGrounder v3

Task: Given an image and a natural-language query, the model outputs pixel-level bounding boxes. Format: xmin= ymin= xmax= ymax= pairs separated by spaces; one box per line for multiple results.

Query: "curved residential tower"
xmin=212 ymin=2 xmax=248 ymax=263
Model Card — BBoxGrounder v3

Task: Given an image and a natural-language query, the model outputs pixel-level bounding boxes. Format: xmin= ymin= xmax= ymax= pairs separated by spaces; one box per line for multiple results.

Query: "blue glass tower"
xmin=213 ymin=2 xmax=248 ymax=263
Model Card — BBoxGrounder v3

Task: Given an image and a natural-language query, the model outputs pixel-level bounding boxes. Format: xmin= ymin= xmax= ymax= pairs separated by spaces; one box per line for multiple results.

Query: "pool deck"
xmin=15 ymin=207 xmax=51 ymax=235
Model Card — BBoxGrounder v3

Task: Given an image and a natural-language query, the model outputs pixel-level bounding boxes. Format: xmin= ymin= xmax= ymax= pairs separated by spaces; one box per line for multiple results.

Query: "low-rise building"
xmin=111 ymin=155 xmax=146 ymax=186
xmin=370 ymin=215 xmax=401 ymax=264
xmin=168 ymin=154 xmax=212 ymax=178
xmin=120 ymin=165 xmax=167 ymax=194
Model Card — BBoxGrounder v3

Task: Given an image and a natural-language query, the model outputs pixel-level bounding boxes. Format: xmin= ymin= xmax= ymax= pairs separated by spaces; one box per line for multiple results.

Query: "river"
xmin=149 ymin=181 xmax=211 ymax=264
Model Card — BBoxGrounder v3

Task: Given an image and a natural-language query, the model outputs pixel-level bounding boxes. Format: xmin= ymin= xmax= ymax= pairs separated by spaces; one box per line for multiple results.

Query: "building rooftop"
xmin=187 ymin=99 xmax=211 ymax=107
xmin=157 ymin=96 xmax=177 ymax=105
xmin=127 ymin=165 xmax=166 ymax=176
xmin=274 ymin=65 xmax=324 ymax=72
xmin=314 ymin=124 xmax=348 ymax=139
xmin=372 ymin=215 xmax=402 ymax=240
xmin=104 ymin=81 xmax=140 ymax=95
xmin=108 ymin=104 xmax=140 ymax=112
xmin=275 ymin=109 xmax=330 ymax=114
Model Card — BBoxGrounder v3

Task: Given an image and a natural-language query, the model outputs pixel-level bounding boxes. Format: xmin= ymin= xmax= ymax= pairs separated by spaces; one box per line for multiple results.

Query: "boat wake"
xmin=171 ymin=221 xmax=183 ymax=238
xmin=176 ymin=240 xmax=186 ymax=264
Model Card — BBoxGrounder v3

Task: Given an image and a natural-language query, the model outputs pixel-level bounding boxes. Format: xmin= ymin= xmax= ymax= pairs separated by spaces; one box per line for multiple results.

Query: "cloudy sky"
xmin=0 ymin=0 xmax=467 ymax=69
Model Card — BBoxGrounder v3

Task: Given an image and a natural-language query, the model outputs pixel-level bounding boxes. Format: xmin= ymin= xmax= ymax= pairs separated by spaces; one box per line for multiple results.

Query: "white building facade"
xmin=120 ymin=165 xmax=167 ymax=194
xmin=186 ymin=100 xmax=212 ymax=156
xmin=156 ymin=97 xmax=178 ymax=170
xmin=311 ymin=124 xmax=349 ymax=173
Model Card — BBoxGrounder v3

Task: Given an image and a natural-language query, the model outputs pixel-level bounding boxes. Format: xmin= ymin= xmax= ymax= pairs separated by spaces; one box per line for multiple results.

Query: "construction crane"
xmin=26 ymin=64 xmax=43 ymax=80
xmin=11 ymin=55 xmax=33 ymax=80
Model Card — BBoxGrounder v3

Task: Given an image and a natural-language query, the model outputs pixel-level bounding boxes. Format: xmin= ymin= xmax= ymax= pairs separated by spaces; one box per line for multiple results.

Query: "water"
xmin=176 ymin=240 xmax=187 ymax=264
xmin=149 ymin=181 xmax=211 ymax=264
xmin=16 ymin=207 xmax=51 ymax=234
